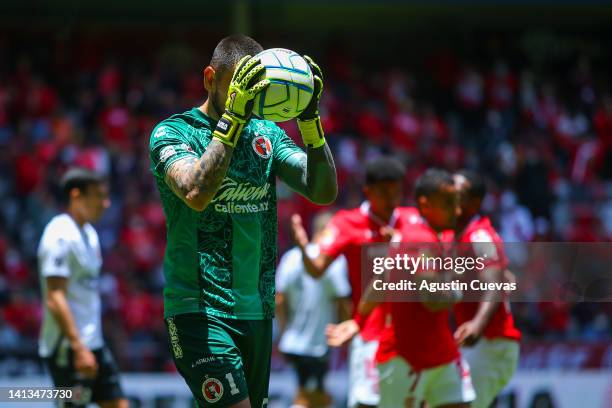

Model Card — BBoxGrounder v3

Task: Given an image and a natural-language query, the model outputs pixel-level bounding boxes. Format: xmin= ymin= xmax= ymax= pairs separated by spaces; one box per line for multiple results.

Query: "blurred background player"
xmin=450 ymin=169 xmax=521 ymax=408
xmin=276 ymin=211 xmax=351 ymax=408
xmin=38 ymin=168 xmax=127 ymax=408
xmin=370 ymin=168 xmax=475 ymax=408
xmin=149 ymin=35 xmax=336 ymax=408
xmin=291 ymin=156 xmax=412 ymax=408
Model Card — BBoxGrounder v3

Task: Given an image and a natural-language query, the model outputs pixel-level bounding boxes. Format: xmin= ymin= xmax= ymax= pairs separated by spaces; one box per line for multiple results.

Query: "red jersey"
xmin=451 ymin=216 xmax=522 ymax=341
xmin=398 ymin=206 xmax=422 ymax=226
xmin=374 ymin=302 xmax=397 ymax=364
xmin=375 ymin=209 xmax=421 ymax=364
xmin=379 ymin=218 xmax=460 ymax=370
xmin=319 ymin=203 xmax=417 ymax=341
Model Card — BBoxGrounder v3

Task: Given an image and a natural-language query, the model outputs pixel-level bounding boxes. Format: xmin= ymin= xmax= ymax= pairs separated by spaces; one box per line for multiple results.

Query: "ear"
xmin=69 ymin=187 xmax=81 ymax=200
xmin=203 ymin=66 xmax=216 ymax=92
xmin=417 ymin=195 xmax=428 ymax=209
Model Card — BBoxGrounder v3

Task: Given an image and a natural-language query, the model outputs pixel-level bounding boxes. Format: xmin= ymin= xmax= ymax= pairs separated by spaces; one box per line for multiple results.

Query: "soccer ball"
xmin=252 ymin=48 xmax=314 ymax=122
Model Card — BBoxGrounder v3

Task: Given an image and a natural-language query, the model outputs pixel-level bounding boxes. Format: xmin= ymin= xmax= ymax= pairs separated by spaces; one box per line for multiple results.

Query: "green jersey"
xmin=149 ymin=108 xmax=304 ymax=320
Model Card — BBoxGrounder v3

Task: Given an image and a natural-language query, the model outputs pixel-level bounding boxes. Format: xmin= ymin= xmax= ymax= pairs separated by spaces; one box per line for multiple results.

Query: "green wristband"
xmin=297 ymin=117 xmax=326 ymax=148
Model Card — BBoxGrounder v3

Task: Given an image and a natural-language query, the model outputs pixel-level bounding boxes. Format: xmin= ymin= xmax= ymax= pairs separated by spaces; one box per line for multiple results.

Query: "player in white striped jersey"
xmin=38 ymin=168 xmax=127 ymax=408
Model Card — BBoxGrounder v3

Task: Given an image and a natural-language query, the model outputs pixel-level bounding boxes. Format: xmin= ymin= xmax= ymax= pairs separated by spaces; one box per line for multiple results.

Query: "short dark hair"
xmin=365 ymin=156 xmax=406 ymax=185
xmin=61 ymin=168 xmax=104 ymax=201
xmin=456 ymin=169 xmax=486 ymax=200
xmin=414 ymin=168 xmax=454 ymax=200
xmin=210 ymin=34 xmax=263 ymax=76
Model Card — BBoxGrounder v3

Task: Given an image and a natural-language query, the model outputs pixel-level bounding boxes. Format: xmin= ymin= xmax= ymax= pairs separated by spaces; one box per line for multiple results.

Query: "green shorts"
xmin=165 ymin=313 xmax=272 ymax=408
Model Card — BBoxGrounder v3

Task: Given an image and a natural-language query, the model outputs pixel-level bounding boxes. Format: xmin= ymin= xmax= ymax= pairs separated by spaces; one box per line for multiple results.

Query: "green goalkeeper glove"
xmin=297 ymin=55 xmax=326 ymax=148
xmin=213 ymin=55 xmax=270 ymax=147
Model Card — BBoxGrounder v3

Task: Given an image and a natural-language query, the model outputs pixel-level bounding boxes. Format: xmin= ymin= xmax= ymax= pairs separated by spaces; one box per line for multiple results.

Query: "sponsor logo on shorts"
xmin=202 ymin=376 xmax=224 ymax=403
xmin=71 ymin=385 xmax=93 ymax=404
xmin=166 ymin=317 xmax=183 ymax=359
xmin=251 ymin=134 xmax=272 ymax=159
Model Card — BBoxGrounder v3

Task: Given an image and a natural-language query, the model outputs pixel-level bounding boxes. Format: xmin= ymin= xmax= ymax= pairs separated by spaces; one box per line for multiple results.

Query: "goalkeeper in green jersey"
xmin=149 ymin=34 xmax=336 ymax=408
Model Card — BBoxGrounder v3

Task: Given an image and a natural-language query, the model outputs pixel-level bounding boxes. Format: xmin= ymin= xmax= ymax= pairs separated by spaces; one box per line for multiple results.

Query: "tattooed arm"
xmin=164 ymin=140 xmax=233 ymax=211
xmin=277 ymin=144 xmax=337 ymax=205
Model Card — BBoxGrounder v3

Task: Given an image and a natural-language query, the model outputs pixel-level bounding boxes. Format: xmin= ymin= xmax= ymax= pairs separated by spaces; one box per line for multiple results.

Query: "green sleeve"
xmin=149 ymin=123 xmax=199 ymax=178
xmin=272 ymin=126 xmax=307 ymax=192
xmin=272 ymin=126 xmax=306 ymax=166
xmin=273 ymin=125 xmax=337 ymax=204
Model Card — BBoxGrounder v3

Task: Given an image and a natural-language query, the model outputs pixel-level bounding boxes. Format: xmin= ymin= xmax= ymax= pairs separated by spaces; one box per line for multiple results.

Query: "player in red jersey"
xmin=369 ymin=168 xmax=475 ymax=408
xmin=291 ymin=156 xmax=413 ymax=408
xmin=450 ymin=170 xmax=521 ymax=408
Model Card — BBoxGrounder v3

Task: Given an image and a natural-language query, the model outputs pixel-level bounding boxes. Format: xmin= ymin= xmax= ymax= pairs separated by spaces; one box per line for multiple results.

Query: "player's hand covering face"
xmin=212 ymin=55 xmax=270 ymax=147
xmin=224 ymin=55 xmax=270 ymax=123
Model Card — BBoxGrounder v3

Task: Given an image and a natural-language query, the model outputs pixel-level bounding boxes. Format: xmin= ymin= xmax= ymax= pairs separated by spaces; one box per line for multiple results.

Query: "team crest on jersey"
xmin=252 ymin=134 xmax=272 ymax=159
xmin=202 ymin=377 xmax=224 ymax=403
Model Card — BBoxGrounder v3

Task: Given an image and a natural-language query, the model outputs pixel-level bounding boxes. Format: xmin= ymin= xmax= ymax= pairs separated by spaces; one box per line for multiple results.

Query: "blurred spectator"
xmin=3 ymin=291 xmax=41 ymax=338
xmin=593 ymin=95 xmax=612 ymax=180
xmin=0 ymin=314 xmax=19 ymax=350
xmin=391 ymin=99 xmax=421 ymax=152
xmin=456 ymin=64 xmax=485 ymax=137
xmin=499 ymin=190 xmax=535 ymax=243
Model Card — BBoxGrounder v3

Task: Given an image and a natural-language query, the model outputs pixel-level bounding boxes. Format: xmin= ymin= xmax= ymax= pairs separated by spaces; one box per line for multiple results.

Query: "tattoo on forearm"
xmin=166 ymin=139 xmax=233 ymax=208
xmin=188 ymin=140 xmax=233 ymax=200
xmin=167 ymin=157 xmax=197 ymax=193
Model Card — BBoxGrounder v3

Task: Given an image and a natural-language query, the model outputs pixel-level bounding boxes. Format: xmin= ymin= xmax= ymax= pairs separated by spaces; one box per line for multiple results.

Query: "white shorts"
xmin=461 ymin=338 xmax=519 ymax=408
xmin=378 ymin=356 xmax=475 ymax=408
xmin=348 ymin=334 xmax=379 ymax=407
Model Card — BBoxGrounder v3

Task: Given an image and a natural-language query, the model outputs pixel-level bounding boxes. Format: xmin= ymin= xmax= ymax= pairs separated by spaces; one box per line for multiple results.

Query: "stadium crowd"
xmin=0 ymin=31 xmax=611 ymax=371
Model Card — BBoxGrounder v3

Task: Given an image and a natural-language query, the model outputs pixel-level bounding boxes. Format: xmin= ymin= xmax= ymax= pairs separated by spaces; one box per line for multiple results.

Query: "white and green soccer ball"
xmin=252 ymin=48 xmax=314 ymax=122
